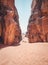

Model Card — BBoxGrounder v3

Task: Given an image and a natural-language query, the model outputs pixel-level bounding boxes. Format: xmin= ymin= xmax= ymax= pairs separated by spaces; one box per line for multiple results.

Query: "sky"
xmin=15 ymin=0 xmax=32 ymax=33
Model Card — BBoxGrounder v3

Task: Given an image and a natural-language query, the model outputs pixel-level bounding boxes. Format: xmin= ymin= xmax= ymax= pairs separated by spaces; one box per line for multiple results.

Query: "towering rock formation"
xmin=0 ymin=0 xmax=22 ymax=45
xmin=27 ymin=0 xmax=48 ymax=43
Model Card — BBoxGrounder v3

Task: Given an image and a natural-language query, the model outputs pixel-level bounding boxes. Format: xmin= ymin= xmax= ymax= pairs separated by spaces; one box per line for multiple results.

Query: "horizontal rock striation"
xmin=27 ymin=0 xmax=48 ymax=43
xmin=0 ymin=0 xmax=22 ymax=45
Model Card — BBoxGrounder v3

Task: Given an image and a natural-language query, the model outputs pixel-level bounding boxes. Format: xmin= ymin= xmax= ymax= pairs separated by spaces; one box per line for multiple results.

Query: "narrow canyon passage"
xmin=0 ymin=0 xmax=48 ymax=65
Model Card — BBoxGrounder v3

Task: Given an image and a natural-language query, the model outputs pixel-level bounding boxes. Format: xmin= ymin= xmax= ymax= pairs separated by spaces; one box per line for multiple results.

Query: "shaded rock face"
xmin=27 ymin=0 xmax=48 ymax=43
xmin=0 ymin=0 xmax=22 ymax=45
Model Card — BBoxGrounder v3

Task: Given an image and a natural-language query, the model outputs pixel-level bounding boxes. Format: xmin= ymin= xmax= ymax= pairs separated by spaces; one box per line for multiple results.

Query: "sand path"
xmin=0 ymin=37 xmax=48 ymax=65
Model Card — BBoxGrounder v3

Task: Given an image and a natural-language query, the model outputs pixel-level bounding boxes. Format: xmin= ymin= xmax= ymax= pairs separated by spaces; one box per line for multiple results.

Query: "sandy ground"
xmin=0 ymin=37 xmax=48 ymax=65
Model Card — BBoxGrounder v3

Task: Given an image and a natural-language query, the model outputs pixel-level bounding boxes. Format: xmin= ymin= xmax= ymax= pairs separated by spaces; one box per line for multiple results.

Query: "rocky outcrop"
xmin=0 ymin=0 xmax=22 ymax=45
xmin=27 ymin=0 xmax=48 ymax=43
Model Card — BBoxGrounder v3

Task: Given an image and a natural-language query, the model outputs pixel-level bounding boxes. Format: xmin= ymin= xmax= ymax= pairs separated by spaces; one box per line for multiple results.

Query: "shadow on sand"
xmin=0 ymin=43 xmax=20 ymax=49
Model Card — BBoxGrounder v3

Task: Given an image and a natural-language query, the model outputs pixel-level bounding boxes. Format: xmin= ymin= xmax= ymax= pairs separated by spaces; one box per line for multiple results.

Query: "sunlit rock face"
xmin=0 ymin=0 xmax=22 ymax=45
xmin=27 ymin=0 xmax=48 ymax=43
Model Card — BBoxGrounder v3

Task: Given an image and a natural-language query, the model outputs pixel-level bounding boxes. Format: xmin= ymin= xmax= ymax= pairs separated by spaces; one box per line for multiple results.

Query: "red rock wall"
xmin=27 ymin=0 xmax=48 ymax=43
xmin=0 ymin=0 xmax=22 ymax=45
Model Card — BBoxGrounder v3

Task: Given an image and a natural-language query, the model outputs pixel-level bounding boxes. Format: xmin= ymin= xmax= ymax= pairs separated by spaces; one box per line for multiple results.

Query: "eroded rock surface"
xmin=27 ymin=0 xmax=48 ymax=43
xmin=0 ymin=0 xmax=22 ymax=45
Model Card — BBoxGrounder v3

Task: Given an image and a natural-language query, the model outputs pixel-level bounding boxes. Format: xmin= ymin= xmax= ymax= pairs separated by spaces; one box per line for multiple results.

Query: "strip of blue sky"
xmin=15 ymin=0 xmax=32 ymax=33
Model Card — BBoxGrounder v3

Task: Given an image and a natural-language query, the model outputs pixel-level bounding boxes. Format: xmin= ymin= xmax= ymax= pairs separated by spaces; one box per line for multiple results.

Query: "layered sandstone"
xmin=27 ymin=0 xmax=48 ymax=43
xmin=0 ymin=0 xmax=22 ymax=45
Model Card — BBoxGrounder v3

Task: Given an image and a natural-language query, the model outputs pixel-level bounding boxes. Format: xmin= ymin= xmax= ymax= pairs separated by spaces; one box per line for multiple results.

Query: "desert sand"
xmin=0 ymin=36 xmax=48 ymax=65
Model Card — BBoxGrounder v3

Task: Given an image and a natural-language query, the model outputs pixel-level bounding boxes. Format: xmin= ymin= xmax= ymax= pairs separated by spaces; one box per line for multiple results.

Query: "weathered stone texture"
xmin=0 ymin=0 xmax=22 ymax=45
xmin=27 ymin=0 xmax=48 ymax=43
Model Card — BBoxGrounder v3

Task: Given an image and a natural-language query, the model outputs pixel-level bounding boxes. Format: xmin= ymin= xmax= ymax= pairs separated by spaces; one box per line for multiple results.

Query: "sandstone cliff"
xmin=0 ymin=0 xmax=22 ymax=45
xmin=27 ymin=0 xmax=48 ymax=43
